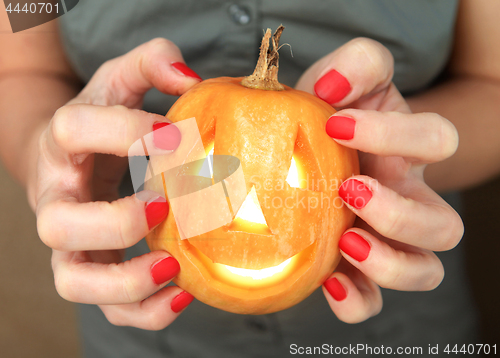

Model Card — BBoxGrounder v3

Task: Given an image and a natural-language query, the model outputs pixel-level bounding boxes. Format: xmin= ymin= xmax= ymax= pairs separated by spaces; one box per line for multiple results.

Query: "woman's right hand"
xmin=33 ymin=38 xmax=202 ymax=330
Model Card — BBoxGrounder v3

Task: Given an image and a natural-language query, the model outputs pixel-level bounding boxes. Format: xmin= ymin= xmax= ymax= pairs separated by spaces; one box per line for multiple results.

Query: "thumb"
xmin=74 ymin=38 xmax=202 ymax=108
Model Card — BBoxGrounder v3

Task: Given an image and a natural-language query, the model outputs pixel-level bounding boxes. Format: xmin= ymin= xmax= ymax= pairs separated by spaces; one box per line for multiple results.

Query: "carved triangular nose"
xmin=234 ymin=186 xmax=267 ymax=224
xmin=229 ymin=186 xmax=272 ymax=235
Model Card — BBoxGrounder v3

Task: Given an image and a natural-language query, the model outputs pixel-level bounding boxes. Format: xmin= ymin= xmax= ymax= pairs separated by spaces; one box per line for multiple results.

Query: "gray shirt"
xmin=59 ymin=1 xmax=478 ymax=357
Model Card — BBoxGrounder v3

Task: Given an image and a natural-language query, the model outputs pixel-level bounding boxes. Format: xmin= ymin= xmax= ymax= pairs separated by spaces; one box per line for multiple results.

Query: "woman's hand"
xmin=296 ymin=38 xmax=463 ymax=323
xmin=34 ymin=38 xmax=201 ymax=330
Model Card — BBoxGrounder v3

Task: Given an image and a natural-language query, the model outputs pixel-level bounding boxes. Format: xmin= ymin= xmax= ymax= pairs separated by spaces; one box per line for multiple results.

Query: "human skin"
xmin=0 ymin=0 xmax=499 ymax=328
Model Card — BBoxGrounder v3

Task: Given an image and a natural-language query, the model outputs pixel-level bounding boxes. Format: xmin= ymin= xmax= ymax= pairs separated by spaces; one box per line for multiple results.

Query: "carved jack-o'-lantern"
xmin=146 ymin=27 xmax=358 ymax=314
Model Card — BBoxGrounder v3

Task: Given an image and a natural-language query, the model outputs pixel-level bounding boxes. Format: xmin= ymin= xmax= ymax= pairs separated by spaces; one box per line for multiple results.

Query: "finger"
xmin=322 ymin=266 xmax=382 ymax=324
xmin=52 ymin=250 xmax=181 ymax=305
xmin=296 ymin=38 xmax=395 ymax=108
xmin=338 ymin=176 xmax=464 ymax=251
xmin=37 ymin=190 xmax=168 ymax=251
xmin=99 ymin=287 xmax=194 ymax=331
xmin=338 ymin=229 xmax=444 ymax=291
xmin=46 ymin=104 xmax=180 ymax=161
xmin=75 ymin=38 xmax=202 ymax=107
xmin=325 ymin=109 xmax=459 ymax=163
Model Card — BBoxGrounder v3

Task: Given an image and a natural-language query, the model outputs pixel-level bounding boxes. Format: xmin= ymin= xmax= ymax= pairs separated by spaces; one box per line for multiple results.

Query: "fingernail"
xmin=171 ymin=291 xmax=195 ymax=313
xmin=151 ymin=257 xmax=180 ymax=285
xmin=314 ymin=69 xmax=351 ymax=104
xmin=153 ymin=122 xmax=181 ymax=150
xmin=324 ymin=277 xmax=347 ymax=301
xmin=171 ymin=62 xmax=202 ymax=81
xmin=339 ymin=179 xmax=373 ymax=209
xmin=339 ymin=231 xmax=371 ymax=262
xmin=145 ymin=196 xmax=169 ymax=229
xmin=326 ymin=115 xmax=355 ymax=140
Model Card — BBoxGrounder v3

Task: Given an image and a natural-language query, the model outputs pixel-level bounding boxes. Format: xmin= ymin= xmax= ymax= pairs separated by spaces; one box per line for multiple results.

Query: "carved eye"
xmin=286 ymin=156 xmax=300 ymax=188
xmin=286 ymin=156 xmax=306 ymax=189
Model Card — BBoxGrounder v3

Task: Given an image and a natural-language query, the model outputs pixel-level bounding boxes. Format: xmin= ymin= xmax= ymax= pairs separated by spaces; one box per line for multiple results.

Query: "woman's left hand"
xmin=296 ymin=38 xmax=463 ymax=323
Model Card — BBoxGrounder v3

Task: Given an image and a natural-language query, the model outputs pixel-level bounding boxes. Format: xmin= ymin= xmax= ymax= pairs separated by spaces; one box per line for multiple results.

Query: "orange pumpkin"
xmin=146 ymin=27 xmax=359 ymax=314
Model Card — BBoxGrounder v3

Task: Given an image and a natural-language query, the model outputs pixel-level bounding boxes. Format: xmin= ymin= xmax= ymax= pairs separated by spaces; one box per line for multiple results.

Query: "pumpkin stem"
xmin=241 ymin=25 xmax=285 ymax=91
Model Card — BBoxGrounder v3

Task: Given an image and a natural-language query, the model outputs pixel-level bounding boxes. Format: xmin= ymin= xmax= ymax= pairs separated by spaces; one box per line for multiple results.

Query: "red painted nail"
xmin=171 ymin=291 xmax=194 ymax=313
xmin=145 ymin=196 xmax=169 ymax=230
xmin=326 ymin=116 xmax=355 ymax=140
xmin=151 ymin=257 xmax=180 ymax=285
xmin=314 ymin=69 xmax=351 ymax=104
xmin=171 ymin=62 xmax=202 ymax=81
xmin=339 ymin=231 xmax=371 ymax=262
xmin=324 ymin=277 xmax=347 ymax=301
xmin=339 ymin=179 xmax=373 ymax=209
xmin=153 ymin=122 xmax=181 ymax=150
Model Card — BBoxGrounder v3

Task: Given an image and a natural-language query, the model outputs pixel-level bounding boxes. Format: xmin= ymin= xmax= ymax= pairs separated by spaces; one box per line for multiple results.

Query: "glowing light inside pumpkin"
xmin=234 ymin=186 xmax=267 ymax=225
xmin=212 ymin=253 xmax=299 ymax=286
xmin=222 ymin=257 xmax=293 ymax=280
xmin=286 ymin=156 xmax=300 ymax=188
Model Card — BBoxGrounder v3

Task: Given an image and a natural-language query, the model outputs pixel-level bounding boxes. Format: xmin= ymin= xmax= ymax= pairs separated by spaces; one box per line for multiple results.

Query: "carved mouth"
xmin=187 ymin=242 xmax=308 ymax=289
xmin=210 ymin=254 xmax=300 ymax=287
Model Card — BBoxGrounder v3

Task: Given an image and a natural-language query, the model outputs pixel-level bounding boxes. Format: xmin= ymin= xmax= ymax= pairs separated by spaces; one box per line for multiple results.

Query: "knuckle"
xmin=37 ymin=126 xmax=51 ymax=158
xmin=51 ymin=105 xmax=81 ymax=150
xmin=136 ymin=38 xmax=183 ymax=92
xmin=349 ymin=37 xmax=394 ymax=84
xmin=437 ymin=208 xmax=464 ymax=251
xmin=103 ymin=58 xmax=120 ymax=72
xmin=115 ymin=215 xmax=129 ymax=250
xmin=412 ymin=251 xmax=445 ymax=291
xmin=37 ymin=204 xmax=66 ymax=250
xmin=145 ymin=313 xmax=170 ymax=331
xmin=424 ymin=259 xmax=444 ymax=290
xmin=376 ymin=252 xmax=405 ymax=289
xmin=372 ymin=115 xmax=392 ymax=154
xmin=115 ymin=264 xmax=142 ymax=303
xmin=105 ymin=105 xmax=130 ymax=145
xmin=36 ymin=206 xmax=52 ymax=247
xmin=94 ymin=59 xmax=118 ymax=79
xmin=438 ymin=116 xmax=459 ymax=161
xmin=146 ymin=37 xmax=178 ymax=55
xmin=53 ymin=270 xmax=76 ymax=302
xmin=371 ymin=296 xmax=383 ymax=317
xmin=341 ymin=307 xmax=373 ymax=324
xmin=101 ymin=307 xmax=128 ymax=327
xmin=379 ymin=200 xmax=410 ymax=239
xmin=113 ymin=105 xmax=142 ymax=146
xmin=82 ymin=67 xmax=115 ymax=106
xmin=50 ymin=107 xmax=71 ymax=149
xmin=425 ymin=114 xmax=459 ymax=162
xmin=113 ymin=197 xmax=138 ymax=248
xmin=111 ymin=104 xmax=129 ymax=113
